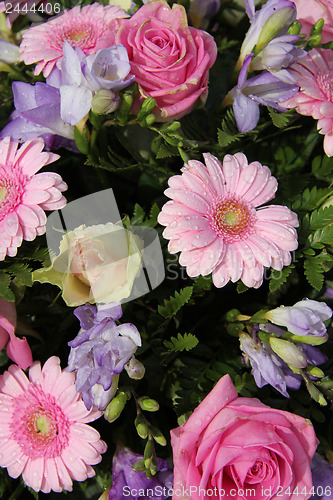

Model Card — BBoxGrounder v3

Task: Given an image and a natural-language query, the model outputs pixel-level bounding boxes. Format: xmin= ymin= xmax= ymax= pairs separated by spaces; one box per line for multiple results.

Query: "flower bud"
xmin=132 ymin=458 xmax=146 ymax=471
xmin=135 ymin=413 xmax=149 ymax=439
xmin=269 ymin=337 xmax=307 ymax=368
xmin=137 ymin=97 xmax=156 ymax=120
xmin=138 ymin=396 xmax=160 ymax=412
xmin=91 ymin=89 xmax=120 ymax=115
xmin=104 ymin=390 xmax=129 ymax=423
xmin=256 ymin=6 xmax=296 ymax=53
xmin=125 ymin=356 xmax=145 ymax=380
xmin=307 ymin=366 xmax=325 ymax=378
xmin=150 ymin=424 xmax=167 ymax=446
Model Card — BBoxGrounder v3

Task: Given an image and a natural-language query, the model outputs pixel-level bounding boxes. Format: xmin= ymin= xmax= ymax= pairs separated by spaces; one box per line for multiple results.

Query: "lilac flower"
xmin=0 ymin=81 xmax=75 ymax=149
xmin=228 ymin=54 xmax=298 ymax=132
xmin=109 ymin=448 xmax=173 ymax=500
xmin=310 ymin=454 xmax=333 ymax=500
xmin=239 ymin=0 xmax=297 ymax=66
xmin=239 ymin=330 xmax=301 ymax=397
xmin=67 ymin=303 xmax=141 ymax=411
xmin=265 ymin=299 xmax=333 ymax=337
xmin=48 ymin=42 xmax=134 ymax=126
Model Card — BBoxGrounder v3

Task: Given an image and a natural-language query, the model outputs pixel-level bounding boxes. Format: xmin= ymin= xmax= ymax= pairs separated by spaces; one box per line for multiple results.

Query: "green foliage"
xmin=292 ymin=186 xmax=332 ymax=212
xmin=269 ymin=265 xmax=295 ymax=293
xmin=304 ymin=257 xmax=325 ymax=291
xmin=163 ymin=333 xmax=199 ymax=353
xmin=217 ymin=109 xmax=247 ymax=148
xmin=0 ymin=272 xmax=14 ymax=301
xmin=268 ymin=107 xmax=295 ymax=129
xmin=312 ymin=155 xmax=333 ymax=181
xmin=158 ymin=286 xmax=193 ymax=318
xmin=130 ymin=203 xmax=160 ymax=227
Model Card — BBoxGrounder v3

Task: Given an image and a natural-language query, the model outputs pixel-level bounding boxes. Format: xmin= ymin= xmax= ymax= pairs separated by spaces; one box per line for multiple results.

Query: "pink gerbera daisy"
xmin=0 ymin=356 xmax=106 ymax=493
xmin=20 ymin=3 xmax=128 ymax=77
xmin=283 ymin=48 xmax=333 ymax=157
xmin=158 ymin=153 xmax=299 ymax=289
xmin=0 ymin=136 xmax=67 ymax=260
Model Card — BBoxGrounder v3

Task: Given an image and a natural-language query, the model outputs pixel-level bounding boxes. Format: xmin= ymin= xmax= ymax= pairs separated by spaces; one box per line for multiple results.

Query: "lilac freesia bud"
xmin=0 ymin=38 xmax=20 ymax=64
xmin=91 ymin=89 xmax=120 ymax=115
xmin=108 ymin=447 xmax=173 ymax=500
xmin=265 ymin=299 xmax=332 ymax=337
xmin=67 ymin=303 xmax=141 ymax=411
xmin=124 ymin=356 xmax=145 ymax=380
xmin=239 ymin=0 xmax=297 ymax=66
xmin=47 ymin=42 xmax=134 ymax=126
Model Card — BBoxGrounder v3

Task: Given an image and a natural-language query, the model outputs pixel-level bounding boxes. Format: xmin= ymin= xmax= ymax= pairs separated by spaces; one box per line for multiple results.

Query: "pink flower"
xmin=282 ymin=48 xmax=333 ymax=157
xmin=19 ymin=3 xmax=128 ymax=77
xmin=0 ymin=297 xmax=32 ymax=370
xmin=113 ymin=0 xmax=217 ymax=120
xmin=171 ymin=374 xmax=318 ymax=500
xmin=293 ymin=0 xmax=333 ymax=44
xmin=158 ymin=152 xmax=299 ymax=289
xmin=0 ymin=136 xmax=67 ymax=260
xmin=0 ymin=356 xmax=107 ymax=493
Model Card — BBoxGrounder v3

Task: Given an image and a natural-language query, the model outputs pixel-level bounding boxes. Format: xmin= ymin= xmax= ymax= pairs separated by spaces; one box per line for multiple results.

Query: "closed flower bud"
xmin=135 ymin=413 xmax=149 ymax=439
xmin=137 ymin=97 xmax=156 ymax=120
xmin=256 ymin=6 xmax=296 ymax=53
xmin=307 ymin=366 xmax=325 ymax=378
xmin=138 ymin=397 xmax=159 ymax=412
xmin=104 ymin=391 xmax=128 ymax=423
xmin=91 ymin=90 xmax=120 ymax=115
xmin=0 ymin=39 xmax=20 ymax=65
xmin=150 ymin=425 xmax=167 ymax=446
xmin=269 ymin=337 xmax=307 ymax=368
xmin=125 ymin=356 xmax=145 ymax=380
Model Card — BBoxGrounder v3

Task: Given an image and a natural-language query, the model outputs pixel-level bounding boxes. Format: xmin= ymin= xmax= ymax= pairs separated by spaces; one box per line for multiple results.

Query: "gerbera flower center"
xmin=10 ymin=386 xmax=70 ymax=459
xmin=209 ymin=197 xmax=257 ymax=243
xmin=316 ymin=73 xmax=333 ymax=102
xmin=0 ymin=165 xmax=25 ymax=221
xmin=51 ymin=21 xmax=103 ymax=52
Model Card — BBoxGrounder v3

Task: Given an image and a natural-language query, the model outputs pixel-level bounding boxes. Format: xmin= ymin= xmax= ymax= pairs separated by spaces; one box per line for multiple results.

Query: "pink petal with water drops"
xmin=159 ymin=152 xmax=298 ymax=289
xmin=0 ymin=137 xmax=67 ymax=260
xmin=0 ymin=357 xmax=105 ymax=493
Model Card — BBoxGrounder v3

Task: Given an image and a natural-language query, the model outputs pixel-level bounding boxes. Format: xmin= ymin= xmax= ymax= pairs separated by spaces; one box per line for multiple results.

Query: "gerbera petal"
xmin=159 ymin=152 xmax=298 ymax=290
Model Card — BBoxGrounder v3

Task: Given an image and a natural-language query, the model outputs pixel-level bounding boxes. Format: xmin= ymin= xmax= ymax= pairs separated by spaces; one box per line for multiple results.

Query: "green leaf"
xmin=269 ymin=264 xmax=295 ymax=293
xmin=0 ymin=272 xmax=15 ymax=301
xmin=7 ymin=263 xmax=33 ymax=287
xmin=268 ymin=107 xmax=295 ymax=128
xmin=163 ymin=333 xmax=199 ymax=353
xmin=131 ymin=204 xmax=145 ymax=225
xmin=309 ymin=205 xmax=333 ymax=230
xmin=292 ymin=186 xmax=332 ymax=211
xmin=304 ymin=257 xmax=324 ymax=290
xmin=237 ymin=281 xmax=249 ymax=293
xmin=158 ymin=286 xmax=193 ymax=318
xmin=312 ymin=154 xmax=333 ymax=180
xmin=156 ymin=142 xmax=179 ymax=159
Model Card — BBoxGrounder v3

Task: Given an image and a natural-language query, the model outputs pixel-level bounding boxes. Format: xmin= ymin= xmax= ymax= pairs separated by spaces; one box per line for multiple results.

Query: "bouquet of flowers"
xmin=0 ymin=0 xmax=333 ymax=498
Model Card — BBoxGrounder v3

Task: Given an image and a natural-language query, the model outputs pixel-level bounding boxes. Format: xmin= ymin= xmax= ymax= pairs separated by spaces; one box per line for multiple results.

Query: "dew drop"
xmin=225 ymin=169 xmax=234 ymax=178
xmin=185 ymin=216 xmax=190 ymax=221
xmin=202 ymin=191 xmax=207 ymax=196
xmin=195 ymin=418 xmax=202 ymax=426
xmin=220 ymin=277 xmax=225 ymax=283
xmin=193 ymin=225 xmax=198 ymax=230
xmin=170 ymin=221 xmax=177 ymax=228
xmin=209 ymin=253 xmax=214 ymax=260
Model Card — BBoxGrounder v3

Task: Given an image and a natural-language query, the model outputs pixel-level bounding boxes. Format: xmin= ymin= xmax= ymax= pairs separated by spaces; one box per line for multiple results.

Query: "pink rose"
xmin=0 ymin=297 xmax=33 ymax=370
xmin=171 ymin=375 xmax=318 ymax=500
xmin=294 ymin=0 xmax=333 ymax=43
xmin=113 ymin=0 xmax=217 ymax=120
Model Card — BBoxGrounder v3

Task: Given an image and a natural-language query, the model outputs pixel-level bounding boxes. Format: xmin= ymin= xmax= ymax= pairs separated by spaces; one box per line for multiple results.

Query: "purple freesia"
xmin=48 ymin=42 xmax=134 ymax=126
xmin=266 ymin=299 xmax=333 ymax=337
xmin=228 ymin=54 xmax=298 ymax=132
xmin=310 ymin=454 xmax=333 ymax=500
xmin=0 ymin=81 xmax=75 ymax=148
xmin=67 ymin=303 xmax=141 ymax=411
xmin=109 ymin=448 xmax=173 ymax=500
xmin=188 ymin=0 xmax=220 ymax=28
xmin=239 ymin=330 xmax=301 ymax=397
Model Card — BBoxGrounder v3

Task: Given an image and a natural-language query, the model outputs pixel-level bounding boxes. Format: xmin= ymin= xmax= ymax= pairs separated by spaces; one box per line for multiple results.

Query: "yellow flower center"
xmin=210 ymin=197 xmax=257 ymax=243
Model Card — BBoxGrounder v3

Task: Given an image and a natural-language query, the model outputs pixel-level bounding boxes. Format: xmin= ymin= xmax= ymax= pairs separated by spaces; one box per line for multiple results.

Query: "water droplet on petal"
xmin=170 ymin=221 xmax=177 ymax=228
